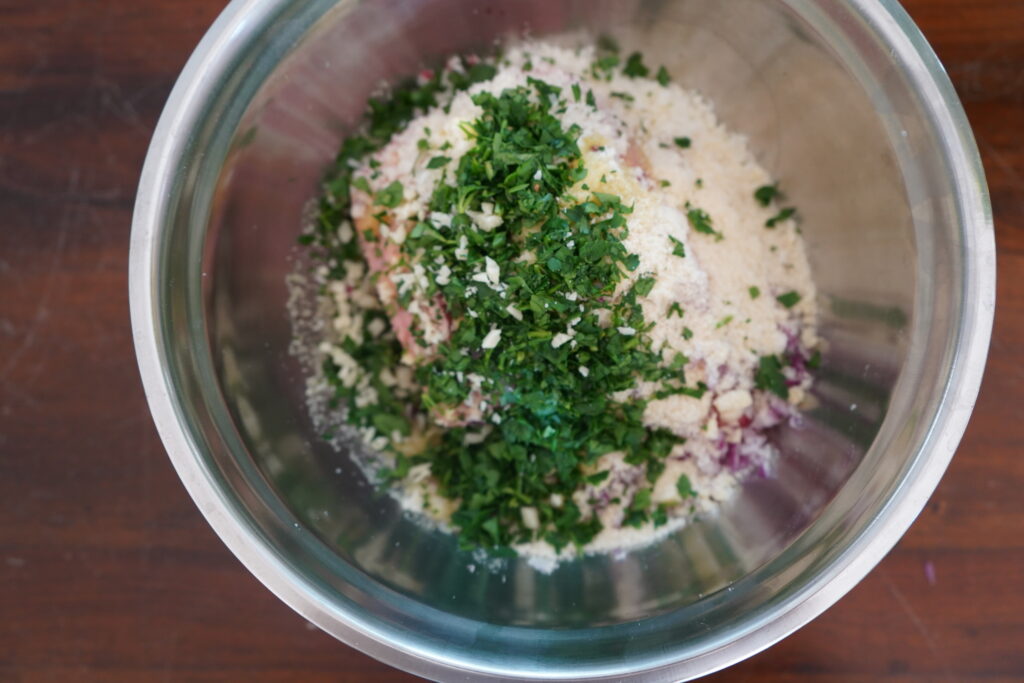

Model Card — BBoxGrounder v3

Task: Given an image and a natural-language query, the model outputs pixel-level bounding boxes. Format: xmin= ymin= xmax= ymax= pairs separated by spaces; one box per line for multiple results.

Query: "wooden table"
xmin=2 ymin=1 xmax=1021 ymax=680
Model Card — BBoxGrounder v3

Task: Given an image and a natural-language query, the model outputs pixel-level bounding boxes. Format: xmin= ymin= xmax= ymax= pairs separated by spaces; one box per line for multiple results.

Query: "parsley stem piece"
xmin=686 ymin=206 xmax=722 ymax=240
xmin=766 ymin=207 xmax=796 ymax=228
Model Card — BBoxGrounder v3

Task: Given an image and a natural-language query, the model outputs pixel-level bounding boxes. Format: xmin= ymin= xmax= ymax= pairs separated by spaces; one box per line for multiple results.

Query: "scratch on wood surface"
xmin=881 ymin=571 xmax=954 ymax=681
xmin=93 ymin=72 xmax=150 ymax=136
xmin=980 ymin=136 xmax=1024 ymax=186
xmin=949 ymin=46 xmax=1024 ymax=104
xmin=0 ymin=382 xmax=43 ymax=412
xmin=0 ymin=169 xmax=74 ymax=384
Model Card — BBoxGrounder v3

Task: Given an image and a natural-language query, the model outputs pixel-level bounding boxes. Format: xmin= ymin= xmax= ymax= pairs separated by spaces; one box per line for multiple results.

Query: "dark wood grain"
xmin=1 ymin=1 xmax=1021 ymax=680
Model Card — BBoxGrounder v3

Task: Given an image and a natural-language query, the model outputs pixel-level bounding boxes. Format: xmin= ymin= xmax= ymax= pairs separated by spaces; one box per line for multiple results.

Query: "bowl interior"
xmin=155 ymin=0 xmax=970 ymax=675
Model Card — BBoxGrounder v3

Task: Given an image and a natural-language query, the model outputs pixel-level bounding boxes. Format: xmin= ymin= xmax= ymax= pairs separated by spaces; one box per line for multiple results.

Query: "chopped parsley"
xmin=776 ymin=290 xmax=801 ymax=308
xmin=622 ymin=52 xmax=649 ymax=78
xmin=674 ymin=137 xmax=691 ymax=149
xmin=676 ymin=474 xmax=696 ymax=498
xmin=592 ymin=54 xmax=620 ymax=79
xmin=426 ymin=156 xmax=451 ymax=169
xmin=668 ymin=302 xmax=685 ymax=318
xmin=748 ymin=286 xmax=761 ymax=299
xmin=755 ymin=354 xmax=789 ymax=399
xmin=686 ymin=206 xmax=722 ymax=240
xmin=754 ymin=183 xmax=779 ymax=206
xmin=375 ymin=181 xmax=404 ymax=208
xmin=634 ymin=276 xmax=656 ymax=296
xmin=656 ymin=65 xmax=671 ymax=87
xmin=623 ymin=487 xmax=653 ymax=527
xmin=766 ymin=207 xmax=797 ymax=228
xmin=669 ymin=235 xmax=686 ymax=257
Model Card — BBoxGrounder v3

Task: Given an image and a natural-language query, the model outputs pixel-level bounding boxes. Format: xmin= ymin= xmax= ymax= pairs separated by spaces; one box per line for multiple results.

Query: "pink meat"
xmin=352 ymin=190 xmax=487 ymax=427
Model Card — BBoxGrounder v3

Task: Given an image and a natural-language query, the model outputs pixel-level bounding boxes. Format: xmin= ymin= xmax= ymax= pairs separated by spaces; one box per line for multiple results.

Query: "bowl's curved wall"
xmin=208 ymin=0 xmax=910 ymax=624
xmin=131 ymin=0 xmax=993 ymax=680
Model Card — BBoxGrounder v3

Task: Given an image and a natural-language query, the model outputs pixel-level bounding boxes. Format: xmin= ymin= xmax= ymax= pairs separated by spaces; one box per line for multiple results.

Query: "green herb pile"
xmin=301 ymin=49 xmax=812 ymax=555
xmin=395 ymin=78 xmax=717 ymax=551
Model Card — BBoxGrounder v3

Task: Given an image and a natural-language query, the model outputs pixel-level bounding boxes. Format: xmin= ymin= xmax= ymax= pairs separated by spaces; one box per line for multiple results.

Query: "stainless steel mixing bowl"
xmin=129 ymin=0 xmax=995 ymax=679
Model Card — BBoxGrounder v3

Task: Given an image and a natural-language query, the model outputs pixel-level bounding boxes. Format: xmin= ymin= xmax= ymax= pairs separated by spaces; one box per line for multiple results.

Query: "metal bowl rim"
xmin=128 ymin=0 xmax=995 ymax=679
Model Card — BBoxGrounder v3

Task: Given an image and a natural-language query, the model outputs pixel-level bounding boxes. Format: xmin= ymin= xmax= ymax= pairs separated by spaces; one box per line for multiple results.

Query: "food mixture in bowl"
xmin=291 ymin=40 xmax=819 ymax=568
